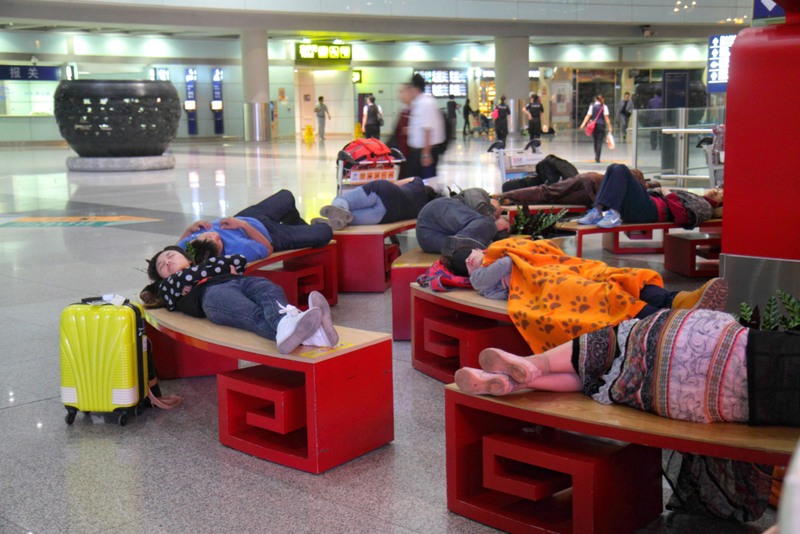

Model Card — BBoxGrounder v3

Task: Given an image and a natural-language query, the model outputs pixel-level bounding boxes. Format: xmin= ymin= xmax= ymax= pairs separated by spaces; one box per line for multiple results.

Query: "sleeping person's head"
xmin=442 ymin=247 xmax=486 ymax=278
xmin=194 ymin=231 xmax=224 ymax=255
xmin=187 ymin=238 xmax=220 ymax=264
xmin=148 ymin=246 xmax=194 ymax=283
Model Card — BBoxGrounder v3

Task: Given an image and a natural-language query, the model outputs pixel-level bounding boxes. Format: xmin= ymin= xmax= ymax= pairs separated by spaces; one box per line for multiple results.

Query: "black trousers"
xmin=364 ymin=124 xmax=380 ymax=139
xmin=592 ymin=123 xmax=607 ymax=162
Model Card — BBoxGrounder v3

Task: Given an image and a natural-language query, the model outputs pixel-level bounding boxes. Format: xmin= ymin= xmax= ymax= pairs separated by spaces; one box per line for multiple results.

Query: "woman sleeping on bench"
xmin=441 ymin=237 xmax=727 ymax=353
xmin=455 ymin=308 xmax=800 ymax=522
xmin=141 ymin=242 xmax=338 ymax=355
xmin=575 ymin=163 xmax=722 ymax=229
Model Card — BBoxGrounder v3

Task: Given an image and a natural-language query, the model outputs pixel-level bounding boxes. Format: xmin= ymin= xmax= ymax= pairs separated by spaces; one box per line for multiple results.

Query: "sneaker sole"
xmin=308 ymin=291 xmax=338 ymax=346
xmin=320 ymin=205 xmax=354 ymax=224
xmin=595 ymin=220 xmax=621 ymax=228
xmin=277 ymin=308 xmax=322 ymax=354
xmin=693 ymin=278 xmax=728 ymax=311
xmin=311 ymin=217 xmax=346 ymax=231
xmin=479 ymin=348 xmax=535 ymax=384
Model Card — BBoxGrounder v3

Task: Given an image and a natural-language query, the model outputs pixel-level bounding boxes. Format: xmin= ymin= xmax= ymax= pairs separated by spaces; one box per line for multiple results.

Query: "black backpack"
xmin=535 ymin=155 xmax=578 ymax=186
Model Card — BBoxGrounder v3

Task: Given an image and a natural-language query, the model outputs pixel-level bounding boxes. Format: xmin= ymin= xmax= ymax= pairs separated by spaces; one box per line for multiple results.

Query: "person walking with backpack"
xmin=493 ymin=95 xmax=510 ymax=146
xmin=361 ymin=95 xmax=383 ymax=140
xmin=579 ymin=94 xmax=612 ymax=163
xmin=406 ymin=73 xmax=446 ymax=179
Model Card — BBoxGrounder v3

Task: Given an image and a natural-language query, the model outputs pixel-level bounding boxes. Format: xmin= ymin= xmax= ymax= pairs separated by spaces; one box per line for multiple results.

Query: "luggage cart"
xmin=336 ymin=147 xmax=406 ymax=196
xmin=488 ymin=140 xmax=546 ymax=184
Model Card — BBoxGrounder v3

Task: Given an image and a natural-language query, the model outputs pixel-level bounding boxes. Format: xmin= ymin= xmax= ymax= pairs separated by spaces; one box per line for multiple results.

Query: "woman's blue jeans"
xmin=595 ymin=164 xmax=659 ymax=223
xmin=332 ymin=188 xmax=387 ymax=225
xmin=415 ymin=197 xmax=497 ymax=254
xmin=201 ymin=277 xmax=288 ymax=341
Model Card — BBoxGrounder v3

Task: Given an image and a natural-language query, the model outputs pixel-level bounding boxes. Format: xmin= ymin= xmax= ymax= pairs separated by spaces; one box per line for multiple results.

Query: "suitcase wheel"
xmin=65 ymin=407 xmax=78 ymax=425
xmin=118 ymin=413 xmax=129 ymax=427
xmin=134 ymin=404 xmax=145 ymax=417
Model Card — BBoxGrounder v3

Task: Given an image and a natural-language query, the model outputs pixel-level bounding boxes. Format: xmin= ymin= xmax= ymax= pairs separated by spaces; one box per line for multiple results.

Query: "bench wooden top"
xmin=411 ymin=283 xmax=509 ymax=316
xmin=392 ymin=248 xmax=439 ymax=268
xmin=245 ymin=241 xmax=336 ymax=272
xmin=143 ymin=307 xmax=390 ymax=365
xmin=558 ymin=218 xmax=723 ymax=233
xmin=446 ymin=384 xmax=800 ymax=461
xmin=333 ymin=219 xmax=416 ymax=236
xmin=503 ymin=204 xmax=586 ymax=213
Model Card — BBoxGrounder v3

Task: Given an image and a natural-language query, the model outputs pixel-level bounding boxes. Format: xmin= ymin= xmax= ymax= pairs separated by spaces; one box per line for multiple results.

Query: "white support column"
xmin=241 ymin=30 xmax=270 ymax=141
xmin=494 ymin=37 xmax=530 ymax=134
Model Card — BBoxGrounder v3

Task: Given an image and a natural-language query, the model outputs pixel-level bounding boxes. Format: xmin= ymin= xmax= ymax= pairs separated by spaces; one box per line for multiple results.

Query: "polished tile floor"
xmin=0 ymin=133 xmax=775 ymax=533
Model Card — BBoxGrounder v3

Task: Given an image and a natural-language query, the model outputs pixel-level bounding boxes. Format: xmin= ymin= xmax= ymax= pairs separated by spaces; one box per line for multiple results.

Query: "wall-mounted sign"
xmin=149 ymin=67 xmax=170 ymax=81
xmin=295 ymin=43 xmax=352 ymax=64
xmin=352 ymin=70 xmax=363 ymax=84
xmin=707 ymin=34 xmax=737 ymax=93
xmin=415 ymin=70 xmax=467 ymax=98
xmin=212 ymin=68 xmax=224 ymax=134
xmin=0 ymin=65 xmax=60 ymax=81
xmin=753 ymin=0 xmax=785 ymax=20
xmin=185 ymin=67 xmax=197 ymax=135
xmin=475 ymin=69 xmax=540 ymax=80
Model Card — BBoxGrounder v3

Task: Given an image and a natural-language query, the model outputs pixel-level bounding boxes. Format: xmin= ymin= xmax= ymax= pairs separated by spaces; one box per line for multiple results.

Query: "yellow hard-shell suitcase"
xmin=60 ymin=297 xmax=148 ymax=426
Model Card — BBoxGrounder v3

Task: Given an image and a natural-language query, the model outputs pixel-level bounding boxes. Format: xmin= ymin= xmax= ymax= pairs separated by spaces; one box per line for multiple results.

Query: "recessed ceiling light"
xmin=727 ymin=17 xmax=732 ymax=21
xmin=674 ymin=7 xmax=679 ymax=11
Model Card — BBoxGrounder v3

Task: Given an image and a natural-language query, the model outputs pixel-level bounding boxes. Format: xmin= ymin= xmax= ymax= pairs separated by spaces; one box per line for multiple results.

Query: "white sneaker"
xmin=276 ymin=303 xmax=322 ymax=354
xmin=577 ymin=207 xmax=603 ymax=225
xmin=596 ymin=209 xmax=622 ymax=228
xmin=303 ymin=291 xmax=339 ymax=347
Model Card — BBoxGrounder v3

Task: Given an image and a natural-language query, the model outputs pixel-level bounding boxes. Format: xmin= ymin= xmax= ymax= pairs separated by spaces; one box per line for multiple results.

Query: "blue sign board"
xmin=212 ymin=68 xmax=224 ymax=135
xmin=753 ymin=0 xmax=785 ymax=20
xmin=0 ymin=65 xmax=60 ymax=81
xmin=707 ymin=35 xmax=737 ymax=93
xmin=185 ymin=68 xmax=197 ymax=136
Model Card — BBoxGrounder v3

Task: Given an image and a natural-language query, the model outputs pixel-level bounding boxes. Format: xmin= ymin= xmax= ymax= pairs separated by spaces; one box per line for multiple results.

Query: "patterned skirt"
xmin=576 ymin=308 xmax=749 ymax=423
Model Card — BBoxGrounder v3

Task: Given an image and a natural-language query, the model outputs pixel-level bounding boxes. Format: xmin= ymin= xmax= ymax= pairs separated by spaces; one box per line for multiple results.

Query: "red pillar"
xmin=723 ymin=1 xmax=800 ymax=261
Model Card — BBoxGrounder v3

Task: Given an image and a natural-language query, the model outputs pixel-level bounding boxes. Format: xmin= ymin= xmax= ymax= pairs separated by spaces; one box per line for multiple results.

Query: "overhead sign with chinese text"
xmin=295 ymin=43 xmax=352 ymax=64
xmin=753 ymin=0 xmax=785 ymax=20
xmin=0 ymin=65 xmax=60 ymax=81
xmin=708 ymin=34 xmax=737 ymax=93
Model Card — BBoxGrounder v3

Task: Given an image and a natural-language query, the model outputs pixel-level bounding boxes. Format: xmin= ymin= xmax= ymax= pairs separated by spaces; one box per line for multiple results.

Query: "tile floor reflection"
xmin=0 ymin=135 xmax=774 ymax=533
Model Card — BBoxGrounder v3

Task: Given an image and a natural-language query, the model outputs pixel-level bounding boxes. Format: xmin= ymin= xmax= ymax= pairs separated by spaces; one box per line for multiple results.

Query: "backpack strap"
xmin=148 ymin=377 xmax=184 ymax=410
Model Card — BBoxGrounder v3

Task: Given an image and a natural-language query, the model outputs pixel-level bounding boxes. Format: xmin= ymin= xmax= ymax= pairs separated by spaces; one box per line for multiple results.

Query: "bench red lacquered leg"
xmin=391 ymin=265 xmax=430 ymax=341
xmin=447 ymin=389 xmax=663 ymax=534
xmin=337 ymin=233 xmax=396 ymax=292
xmin=217 ymin=339 xmax=394 ymax=474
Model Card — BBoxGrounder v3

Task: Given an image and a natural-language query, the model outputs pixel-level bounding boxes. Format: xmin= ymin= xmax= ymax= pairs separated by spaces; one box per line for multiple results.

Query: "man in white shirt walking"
xmin=314 ymin=96 xmax=332 ymax=139
xmin=406 ymin=74 xmax=446 ymax=179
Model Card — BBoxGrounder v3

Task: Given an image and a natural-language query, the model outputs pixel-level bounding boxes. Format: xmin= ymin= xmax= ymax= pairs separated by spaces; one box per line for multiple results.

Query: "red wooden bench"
xmin=143 ymin=307 xmax=393 ymax=474
xmin=664 ymin=232 xmax=721 ymax=277
xmin=390 ymin=248 xmax=439 ymax=341
xmin=334 ymin=219 xmax=416 ymax=293
xmin=557 ymin=218 xmax=723 ymax=257
xmin=446 ymin=384 xmax=799 ymax=534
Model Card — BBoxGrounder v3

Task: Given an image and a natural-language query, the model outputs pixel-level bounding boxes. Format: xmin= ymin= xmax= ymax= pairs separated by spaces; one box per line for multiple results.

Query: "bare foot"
xmin=479 ymin=348 xmax=545 ymax=384
xmin=455 ymin=367 xmax=521 ymax=396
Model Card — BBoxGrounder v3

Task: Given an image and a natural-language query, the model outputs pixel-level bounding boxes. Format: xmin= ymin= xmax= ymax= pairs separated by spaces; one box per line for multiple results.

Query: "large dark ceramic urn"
xmin=54 ymin=80 xmax=181 ymax=157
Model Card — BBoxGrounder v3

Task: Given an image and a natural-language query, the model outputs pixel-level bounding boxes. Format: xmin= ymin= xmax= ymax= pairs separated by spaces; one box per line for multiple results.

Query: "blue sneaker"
xmin=596 ymin=209 xmax=622 ymax=228
xmin=577 ymin=207 xmax=603 ymax=225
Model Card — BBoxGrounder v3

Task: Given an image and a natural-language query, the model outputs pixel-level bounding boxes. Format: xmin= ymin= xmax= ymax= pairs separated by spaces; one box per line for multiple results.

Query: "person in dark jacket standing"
xmin=446 ymin=95 xmax=460 ymax=139
xmin=494 ymin=95 xmax=510 ymax=146
xmin=579 ymin=94 xmax=612 ymax=163
xmin=462 ymin=98 xmax=474 ymax=136
xmin=647 ymin=88 xmax=664 ymax=150
xmin=523 ymin=94 xmax=544 ymax=142
xmin=618 ymin=92 xmax=632 ymax=143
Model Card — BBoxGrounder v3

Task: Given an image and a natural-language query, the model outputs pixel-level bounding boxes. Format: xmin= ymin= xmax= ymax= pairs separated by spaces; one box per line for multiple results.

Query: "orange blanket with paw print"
xmin=483 ymin=238 xmax=663 ymax=353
